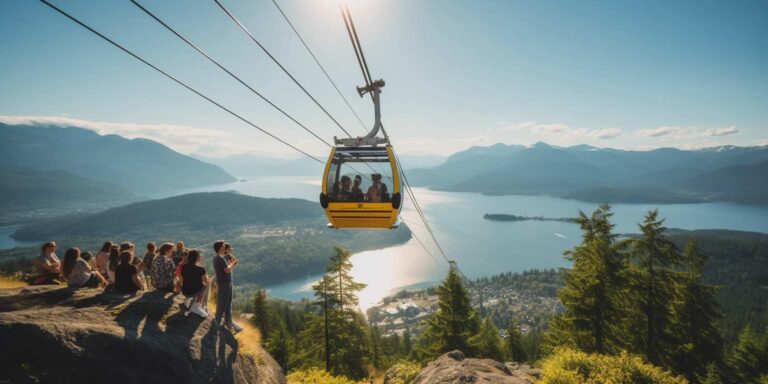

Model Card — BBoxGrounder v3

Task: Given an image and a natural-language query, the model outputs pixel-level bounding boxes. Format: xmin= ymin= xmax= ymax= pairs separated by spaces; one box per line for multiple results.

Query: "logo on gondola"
xmin=357 ymin=203 xmax=364 ymax=209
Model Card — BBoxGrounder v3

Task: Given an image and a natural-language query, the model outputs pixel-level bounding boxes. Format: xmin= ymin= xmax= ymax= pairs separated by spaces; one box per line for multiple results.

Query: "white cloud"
xmin=588 ymin=128 xmax=622 ymax=139
xmin=703 ymin=126 xmax=738 ymax=137
xmin=505 ymin=121 xmax=621 ymax=141
xmin=636 ymin=126 xmax=679 ymax=138
xmin=0 ymin=115 xmax=250 ymax=157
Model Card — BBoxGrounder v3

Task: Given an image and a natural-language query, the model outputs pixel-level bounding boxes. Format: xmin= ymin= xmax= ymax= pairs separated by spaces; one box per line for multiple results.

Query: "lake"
xmin=163 ymin=177 xmax=768 ymax=309
xmin=5 ymin=176 xmax=768 ymax=309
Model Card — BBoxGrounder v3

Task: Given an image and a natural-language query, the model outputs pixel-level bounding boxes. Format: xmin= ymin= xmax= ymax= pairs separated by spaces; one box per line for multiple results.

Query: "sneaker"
xmin=229 ymin=321 xmax=243 ymax=334
xmin=183 ymin=297 xmax=193 ymax=310
xmin=190 ymin=302 xmax=208 ymax=318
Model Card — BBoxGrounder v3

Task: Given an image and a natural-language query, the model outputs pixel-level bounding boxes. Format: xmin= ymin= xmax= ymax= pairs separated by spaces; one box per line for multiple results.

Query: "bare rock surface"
xmin=0 ymin=286 xmax=286 ymax=384
xmin=412 ymin=350 xmax=538 ymax=384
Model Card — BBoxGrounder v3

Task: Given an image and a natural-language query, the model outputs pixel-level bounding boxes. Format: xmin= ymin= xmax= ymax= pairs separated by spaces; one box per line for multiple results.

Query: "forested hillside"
xmin=1 ymin=192 xmax=411 ymax=285
xmin=0 ymin=167 xmax=132 ymax=210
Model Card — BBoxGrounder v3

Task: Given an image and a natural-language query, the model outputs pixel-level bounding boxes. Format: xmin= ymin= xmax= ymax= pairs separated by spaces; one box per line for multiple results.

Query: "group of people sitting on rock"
xmin=31 ymin=239 xmax=243 ymax=333
xmin=330 ymin=173 xmax=390 ymax=202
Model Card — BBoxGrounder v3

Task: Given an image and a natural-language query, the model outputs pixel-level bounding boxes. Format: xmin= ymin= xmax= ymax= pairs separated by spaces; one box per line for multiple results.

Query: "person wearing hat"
xmin=351 ymin=175 xmax=365 ymax=201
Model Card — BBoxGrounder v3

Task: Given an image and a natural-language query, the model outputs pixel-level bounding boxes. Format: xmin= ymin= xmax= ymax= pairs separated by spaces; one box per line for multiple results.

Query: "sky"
xmin=1 ymin=0 xmax=766 ymax=158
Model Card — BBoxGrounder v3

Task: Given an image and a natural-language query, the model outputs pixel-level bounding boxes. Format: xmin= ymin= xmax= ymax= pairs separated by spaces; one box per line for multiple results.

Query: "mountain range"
xmin=0 ymin=123 xmax=236 ymax=212
xmin=407 ymin=142 xmax=768 ymax=204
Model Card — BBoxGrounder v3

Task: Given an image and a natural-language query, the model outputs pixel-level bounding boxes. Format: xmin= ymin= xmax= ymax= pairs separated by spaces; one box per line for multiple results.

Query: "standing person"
xmin=172 ymin=242 xmax=185 ymax=266
xmin=61 ymin=247 xmax=104 ymax=288
xmin=181 ymin=249 xmax=210 ymax=318
xmin=94 ymin=241 xmax=113 ymax=277
xmin=151 ymin=243 xmax=176 ymax=292
xmin=114 ymin=251 xmax=144 ymax=294
xmin=213 ymin=240 xmax=241 ymax=333
xmin=32 ymin=241 xmax=61 ymax=285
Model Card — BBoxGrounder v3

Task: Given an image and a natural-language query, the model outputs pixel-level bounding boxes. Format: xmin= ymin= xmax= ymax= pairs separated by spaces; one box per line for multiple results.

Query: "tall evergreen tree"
xmin=673 ymin=240 xmax=724 ymax=381
xmin=546 ymin=204 xmax=628 ymax=354
xmin=506 ymin=319 xmax=527 ymax=362
xmin=728 ymin=325 xmax=768 ymax=384
xmin=252 ymin=288 xmax=272 ymax=340
xmin=423 ymin=263 xmax=479 ymax=357
xmin=266 ymin=319 xmax=292 ymax=372
xmin=297 ymin=247 xmax=370 ymax=380
xmin=630 ymin=209 xmax=683 ymax=367
xmin=470 ymin=315 xmax=505 ymax=361
xmin=403 ymin=326 xmax=413 ymax=357
xmin=370 ymin=323 xmax=383 ymax=369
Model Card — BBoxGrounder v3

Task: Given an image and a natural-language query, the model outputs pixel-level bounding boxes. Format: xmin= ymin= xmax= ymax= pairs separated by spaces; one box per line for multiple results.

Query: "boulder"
xmin=0 ymin=286 xmax=285 ymax=384
xmin=412 ymin=350 xmax=538 ymax=384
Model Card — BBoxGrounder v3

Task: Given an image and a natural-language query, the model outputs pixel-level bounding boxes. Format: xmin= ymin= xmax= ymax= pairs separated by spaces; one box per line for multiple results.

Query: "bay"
xmin=171 ymin=177 xmax=768 ymax=309
xmin=5 ymin=176 xmax=768 ymax=310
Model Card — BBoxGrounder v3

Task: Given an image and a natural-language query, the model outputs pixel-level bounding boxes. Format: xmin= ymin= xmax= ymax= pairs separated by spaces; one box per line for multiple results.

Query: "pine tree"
xmin=728 ymin=325 xmax=768 ymax=384
xmin=423 ymin=263 xmax=479 ymax=357
xmin=267 ymin=319 xmax=292 ymax=372
xmin=700 ymin=362 xmax=722 ymax=384
xmin=403 ymin=326 xmax=413 ymax=357
xmin=506 ymin=319 xmax=527 ymax=362
xmin=370 ymin=323 xmax=382 ymax=369
xmin=252 ymin=288 xmax=272 ymax=340
xmin=673 ymin=240 xmax=724 ymax=381
xmin=630 ymin=209 xmax=683 ymax=367
xmin=546 ymin=204 xmax=627 ymax=354
xmin=297 ymin=247 xmax=370 ymax=380
xmin=470 ymin=315 xmax=505 ymax=361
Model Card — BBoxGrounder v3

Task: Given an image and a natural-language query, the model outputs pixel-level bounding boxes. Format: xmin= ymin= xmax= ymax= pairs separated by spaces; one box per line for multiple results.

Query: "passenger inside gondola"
xmin=351 ymin=175 xmax=365 ymax=201
xmin=367 ymin=173 xmax=389 ymax=202
xmin=336 ymin=175 xmax=353 ymax=201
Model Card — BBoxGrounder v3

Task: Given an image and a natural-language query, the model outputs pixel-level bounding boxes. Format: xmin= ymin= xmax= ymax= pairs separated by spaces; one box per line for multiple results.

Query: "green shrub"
xmin=539 ymin=348 xmax=688 ymax=384
xmin=286 ymin=368 xmax=363 ymax=384
xmin=384 ymin=360 xmax=422 ymax=384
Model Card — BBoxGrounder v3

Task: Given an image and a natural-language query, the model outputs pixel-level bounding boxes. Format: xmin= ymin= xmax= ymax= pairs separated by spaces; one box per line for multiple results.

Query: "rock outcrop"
xmin=0 ymin=286 xmax=285 ymax=384
xmin=411 ymin=350 xmax=538 ymax=384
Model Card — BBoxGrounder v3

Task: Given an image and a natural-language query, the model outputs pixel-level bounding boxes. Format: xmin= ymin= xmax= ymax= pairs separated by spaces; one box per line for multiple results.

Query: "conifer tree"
xmin=506 ymin=319 xmax=527 ymax=362
xmin=252 ymin=288 xmax=272 ymax=340
xmin=423 ymin=263 xmax=479 ymax=357
xmin=673 ymin=240 xmax=724 ymax=381
xmin=728 ymin=325 xmax=768 ymax=384
xmin=630 ymin=210 xmax=683 ymax=367
xmin=297 ymin=247 xmax=370 ymax=380
xmin=403 ymin=327 xmax=413 ymax=357
xmin=267 ymin=319 xmax=292 ymax=372
xmin=370 ymin=323 xmax=382 ymax=369
xmin=546 ymin=204 xmax=627 ymax=354
xmin=470 ymin=315 xmax=505 ymax=361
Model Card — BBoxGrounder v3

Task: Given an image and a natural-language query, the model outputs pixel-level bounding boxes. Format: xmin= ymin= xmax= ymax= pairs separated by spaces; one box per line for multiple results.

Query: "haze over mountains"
xmin=408 ymin=142 xmax=768 ymax=204
xmin=0 ymin=123 xmax=235 ymax=212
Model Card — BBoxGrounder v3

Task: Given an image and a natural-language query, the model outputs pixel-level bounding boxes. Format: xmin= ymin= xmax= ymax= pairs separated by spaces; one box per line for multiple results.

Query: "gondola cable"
xmin=213 ymin=0 xmax=355 ymax=138
xmin=129 ymin=0 xmax=333 ymax=148
xmin=38 ymin=0 xmax=325 ymax=165
xmin=270 ymin=0 xmax=369 ymax=134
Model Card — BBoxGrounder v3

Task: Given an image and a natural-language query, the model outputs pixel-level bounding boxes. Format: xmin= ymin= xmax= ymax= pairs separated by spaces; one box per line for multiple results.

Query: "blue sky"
xmin=1 ymin=0 xmax=766 ymax=157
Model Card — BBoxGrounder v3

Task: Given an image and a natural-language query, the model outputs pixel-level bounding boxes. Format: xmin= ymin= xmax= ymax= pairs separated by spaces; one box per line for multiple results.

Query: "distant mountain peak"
xmin=531 ymin=141 xmax=553 ymax=149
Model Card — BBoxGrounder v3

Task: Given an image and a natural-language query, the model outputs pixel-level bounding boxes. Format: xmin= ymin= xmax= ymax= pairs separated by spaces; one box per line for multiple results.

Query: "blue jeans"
xmin=215 ymin=280 xmax=233 ymax=325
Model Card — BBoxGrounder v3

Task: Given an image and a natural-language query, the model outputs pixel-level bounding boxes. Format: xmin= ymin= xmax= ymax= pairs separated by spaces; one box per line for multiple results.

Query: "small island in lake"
xmin=483 ymin=213 xmax=578 ymax=223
